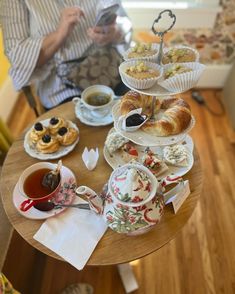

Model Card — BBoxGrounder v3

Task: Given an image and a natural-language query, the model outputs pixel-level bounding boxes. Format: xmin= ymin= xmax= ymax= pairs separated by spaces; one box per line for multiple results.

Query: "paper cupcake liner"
xmin=119 ymin=60 xmax=163 ymax=90
xmin=158 ymin=62 xmax=205 ymax=93
xmin=162 ymin=45 xmax=200 ymax=65
xmin=123 ymin=43 xmax=160 ymax=62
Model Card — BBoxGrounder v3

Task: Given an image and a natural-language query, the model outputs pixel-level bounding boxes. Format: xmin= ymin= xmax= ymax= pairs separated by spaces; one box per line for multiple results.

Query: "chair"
xmin=0 ymin=167 xmax=13 ymax=271
xmin=0 ymin=121 xmax=13 ymax=269
xmin=0 ymin=117 xmax=13 ymax=157
xmin=22 ymin=86 xmax=40 ymax=117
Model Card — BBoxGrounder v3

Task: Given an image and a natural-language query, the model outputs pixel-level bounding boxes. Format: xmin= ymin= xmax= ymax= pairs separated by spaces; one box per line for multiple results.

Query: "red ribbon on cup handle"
xmin=20 ymin=199 xmax=36 ymax=212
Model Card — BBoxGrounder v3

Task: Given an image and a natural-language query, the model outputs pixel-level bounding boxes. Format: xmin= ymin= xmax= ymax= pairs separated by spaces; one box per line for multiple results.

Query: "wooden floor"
xmin=2 ymin=90 xmax=235 ymax=294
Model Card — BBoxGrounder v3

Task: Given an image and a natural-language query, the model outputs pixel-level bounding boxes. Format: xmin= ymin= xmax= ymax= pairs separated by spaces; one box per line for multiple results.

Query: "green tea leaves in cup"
xmin=86 ymin=92 xmax=111 ymax=106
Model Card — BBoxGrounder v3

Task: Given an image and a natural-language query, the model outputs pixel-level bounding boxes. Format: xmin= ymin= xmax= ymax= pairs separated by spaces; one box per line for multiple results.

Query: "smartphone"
xmin=95 ymin=4 xmax=119 ymax=27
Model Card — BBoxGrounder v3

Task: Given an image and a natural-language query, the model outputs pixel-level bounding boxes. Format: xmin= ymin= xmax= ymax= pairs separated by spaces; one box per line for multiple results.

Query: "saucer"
xmin=74 ymin=100 xmax=115 ymax=126
xmin=13 ymin=165 xmax=76 ymax=220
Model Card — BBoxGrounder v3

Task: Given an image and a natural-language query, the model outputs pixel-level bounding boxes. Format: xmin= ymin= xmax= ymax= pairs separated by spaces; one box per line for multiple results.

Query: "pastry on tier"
xmin=164 ymin=64 xmax=192 ymax=79
xmin=126 ymin=62 xmax=160 ymax=80
xmin=120 ymin=90 xmax=161 ymax=117
xmin=57 ymin=127 xmax=79 ymax=146
xmin=162 ymin=47 xmax=197 ymax=64
xmin=49 ymin=117 xmax=68 ymax=135
xmin=121 ymin=142 xmax=139 ymax=163
xmin=36 ymin=134 xmax=60 ymax=154
xmin=128 ymin=43 xmax=157 ymax=59
xmin=159 ymin=62 xmax=205 ymax=93
xmin=142 ymin=147 xmax=168 ymax=176
xmin=163 ymin=144 xmax=189 ymax=167
xmin=120 ymin=91 xmax=192 ymax=136
xmin=29 ymin=122 xmax=47 ymax=144
xmin=105 ymin=130 xmax=129 ymax=155
xmin=119 ymin=60 xmax=162 ymax=90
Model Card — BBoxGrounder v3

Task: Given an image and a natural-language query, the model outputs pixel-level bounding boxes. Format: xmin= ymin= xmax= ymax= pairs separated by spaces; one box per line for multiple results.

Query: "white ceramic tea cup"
xmin=74 ymin=85 xmax=115 ymax=118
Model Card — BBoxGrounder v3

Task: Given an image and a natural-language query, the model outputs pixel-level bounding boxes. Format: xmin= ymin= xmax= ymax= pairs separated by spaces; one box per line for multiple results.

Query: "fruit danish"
xmin=49 ymin=117 xmax=68 ymax=135
xmin=57 ymin=127 xmax=79 ymax=146
xmin=29 ymin=122 xmax=47 ymax=144
xmin=36 ymin=134 xmax=60 ymax=154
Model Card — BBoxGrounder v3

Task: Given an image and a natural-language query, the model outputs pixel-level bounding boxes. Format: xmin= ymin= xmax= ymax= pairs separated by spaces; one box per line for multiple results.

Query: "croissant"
xmin=120 ymin=91 xmax=161 ymax=117
xmin=120 ymin=91 xmax=191 ymax=136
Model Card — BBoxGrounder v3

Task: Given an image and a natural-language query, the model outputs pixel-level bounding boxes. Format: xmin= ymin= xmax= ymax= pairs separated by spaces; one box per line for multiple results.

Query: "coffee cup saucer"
xmin=74 ymin=100 xmax=116 ymax=126
xmin=13 ymin=166 xmax=76 ymax=220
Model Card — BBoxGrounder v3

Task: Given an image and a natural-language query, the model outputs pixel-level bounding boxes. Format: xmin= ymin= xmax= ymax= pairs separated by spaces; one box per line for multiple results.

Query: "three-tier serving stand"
xmin=111 ymin=9 xmax=196 ymax=156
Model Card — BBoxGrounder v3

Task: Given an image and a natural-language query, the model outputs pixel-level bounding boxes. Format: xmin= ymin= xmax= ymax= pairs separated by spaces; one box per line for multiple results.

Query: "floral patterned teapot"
xmin=76 ymin=163 xmax=181 ymax=235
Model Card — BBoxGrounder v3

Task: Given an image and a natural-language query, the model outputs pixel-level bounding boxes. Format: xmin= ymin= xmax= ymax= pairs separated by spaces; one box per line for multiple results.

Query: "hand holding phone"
xmin=95 ymin=4 xmax=119 ymax=27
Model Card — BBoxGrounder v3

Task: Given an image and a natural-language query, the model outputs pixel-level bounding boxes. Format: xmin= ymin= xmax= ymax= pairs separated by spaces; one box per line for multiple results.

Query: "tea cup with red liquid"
xmin=18 ymin=162 xmax=62 ymax=212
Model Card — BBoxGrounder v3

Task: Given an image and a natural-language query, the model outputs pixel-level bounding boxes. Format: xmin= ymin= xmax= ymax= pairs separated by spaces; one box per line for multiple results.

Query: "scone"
xmin=126 ymin=62 xmax=159 ymax=80
xmin=57 ymin=127 xmax=79 ymax=146
xmin=128 ymin=43 xmax=157 ymax=59
xmin=162 ymin=47 xmax=197 ymax=64
xmin=36 ymin=134 xmax=60 ymax=154
xmin=29 ymin=122 xmax=47 ymax=144
xmin=49 ymin=117 xmax=68 ymax=135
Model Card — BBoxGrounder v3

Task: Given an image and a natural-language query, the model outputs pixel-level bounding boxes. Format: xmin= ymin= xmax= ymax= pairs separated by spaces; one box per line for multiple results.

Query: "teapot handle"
xmin=159 ymin=175 xmax=183 ymax=204
xmin=76 ymin=186 xmax=104 ymax=215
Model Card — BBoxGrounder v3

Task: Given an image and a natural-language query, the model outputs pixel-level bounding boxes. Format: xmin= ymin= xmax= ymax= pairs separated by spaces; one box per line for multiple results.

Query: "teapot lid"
xmin=110 ymin=165 xmax=152 ymax=203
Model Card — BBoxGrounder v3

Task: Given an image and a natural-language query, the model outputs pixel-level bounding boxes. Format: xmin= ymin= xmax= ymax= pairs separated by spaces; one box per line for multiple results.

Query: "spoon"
xmin=42 ymin=160 xmax=62 ymax=190
xmin=34 ymin=201 xmax=90 ymax=212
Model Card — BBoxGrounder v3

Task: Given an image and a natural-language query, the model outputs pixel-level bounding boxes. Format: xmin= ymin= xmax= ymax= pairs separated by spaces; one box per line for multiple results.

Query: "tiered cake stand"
xmin=113 ymin=10 xmax=198 ymax=148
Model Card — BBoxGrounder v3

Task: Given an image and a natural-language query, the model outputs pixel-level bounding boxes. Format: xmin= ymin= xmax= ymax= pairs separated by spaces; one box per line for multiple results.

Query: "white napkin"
xmin=33 ymin=198 xmax=107 ymax=270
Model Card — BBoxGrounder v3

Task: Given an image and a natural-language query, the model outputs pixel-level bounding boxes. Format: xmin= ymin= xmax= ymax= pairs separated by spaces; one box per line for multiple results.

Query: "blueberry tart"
xmin=49 ymin=117 xmax=68 ymax=135
xmin=57 ymin=127 xmax=79 ymax=146
xmin=29 ymin=122 xmax=47 ymax=144
xmin=36 ymin=134 xmax=60 ymax=153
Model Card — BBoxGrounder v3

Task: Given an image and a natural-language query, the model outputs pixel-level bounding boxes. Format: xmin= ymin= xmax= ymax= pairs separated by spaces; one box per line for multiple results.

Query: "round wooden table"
xmin=0 ymin=102 xmax=203 ymax=266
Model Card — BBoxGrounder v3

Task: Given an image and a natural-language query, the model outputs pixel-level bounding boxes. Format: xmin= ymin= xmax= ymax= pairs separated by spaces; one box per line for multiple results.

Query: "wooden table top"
xmin=0 ymin=102 xmax=203 ymax=266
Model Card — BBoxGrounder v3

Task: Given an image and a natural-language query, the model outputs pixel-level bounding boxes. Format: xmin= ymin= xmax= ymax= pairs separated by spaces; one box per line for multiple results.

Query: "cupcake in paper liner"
xmin=162 ymin=45 xmax=200 ymax=65
xmin=119 ymin=60 xmax=163 ymax=90
xmin=123 ymin=42 xmax=160 ymax=62
xmin=158 ymin=62 xmax=205 ymax=93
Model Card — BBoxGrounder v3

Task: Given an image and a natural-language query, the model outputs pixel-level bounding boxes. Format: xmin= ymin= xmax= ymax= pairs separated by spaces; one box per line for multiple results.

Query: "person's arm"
xmin=0 ymin=0 xmax=84 ymax=89
xmin=37 ymin=7 xmax=85 ymax=67
xmin=87 ymin=1 xmax=132 ymax=48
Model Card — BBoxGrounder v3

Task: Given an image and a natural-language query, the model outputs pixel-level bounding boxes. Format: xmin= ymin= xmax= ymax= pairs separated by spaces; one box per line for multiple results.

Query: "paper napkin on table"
xmin=33 ymin=198 xmax=107 ymax=270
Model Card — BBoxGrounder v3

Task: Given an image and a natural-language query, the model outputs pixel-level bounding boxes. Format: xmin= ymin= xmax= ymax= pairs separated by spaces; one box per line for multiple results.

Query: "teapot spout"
xmin=76 ymin=186 xmax=104 ymax=215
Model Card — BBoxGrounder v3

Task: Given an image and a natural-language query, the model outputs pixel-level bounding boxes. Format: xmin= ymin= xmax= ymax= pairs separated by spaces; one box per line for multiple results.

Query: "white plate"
xmin=112 ymin=102 xmax=195 ymax=147
xmin=74 ymin=100 xmax=115 ymax=126
xmin=121 ymin=74 xmax=183 ymax=97
xmin=24 ymin=119 xmax=79 ymax=160
xmin=103 ymin=132 xmax=194 ymax=179
xmin=13 ymin=165 xmax=77 ymax=220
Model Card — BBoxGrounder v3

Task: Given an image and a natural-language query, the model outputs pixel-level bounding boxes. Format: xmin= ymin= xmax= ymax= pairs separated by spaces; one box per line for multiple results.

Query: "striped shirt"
xmin=0 ymin=0 xmax=131 ymax=108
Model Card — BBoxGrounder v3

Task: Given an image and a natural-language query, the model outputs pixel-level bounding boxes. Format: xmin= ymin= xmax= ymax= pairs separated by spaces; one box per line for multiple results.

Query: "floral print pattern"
xmin=105 ymin=195 xmax=164 ymax=234
xmin=134 ymin=0 xmax=235 ymax=64
xmin=53 ymin=177 xmax=76 ymax=207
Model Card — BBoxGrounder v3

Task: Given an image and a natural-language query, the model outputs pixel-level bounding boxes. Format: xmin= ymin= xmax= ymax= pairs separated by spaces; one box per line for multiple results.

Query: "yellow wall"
xmin=0 ymin=29 xmax=10 ymax=88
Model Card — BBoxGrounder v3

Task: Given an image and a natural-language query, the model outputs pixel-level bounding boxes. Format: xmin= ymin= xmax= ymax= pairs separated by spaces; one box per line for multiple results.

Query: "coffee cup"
xmin=74 ymin=85 xmax=115 ymax=118
xmin=18 ymin=162 xmax=62 ymax=212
